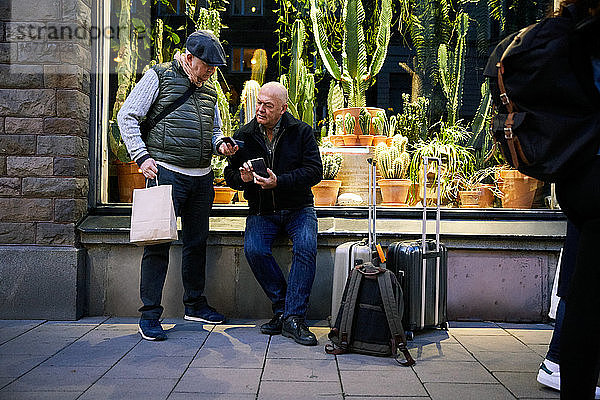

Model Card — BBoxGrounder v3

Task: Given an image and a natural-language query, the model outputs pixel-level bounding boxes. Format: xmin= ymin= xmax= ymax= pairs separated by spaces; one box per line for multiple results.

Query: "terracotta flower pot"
xmin=372 ymin=135 xmax=388 ymax=146
xmin=312 ymin=180 xmax=342 ymax=206
xmin=458 ymin=185 xmax=495 ymax=208
xmin=329 ymin=135 xmax=345 ymax=147
xmin=213 ymin=186 xmax=236 ymax=204
xmin=236 ymin=190 xmax=247 ymax=204
xmin=378 ymin=179 xmax=411 ymax=206
xmin=115 ymin=160 xmax=145 ymax=203
xmin=496 ymin=169 xmax=542 ymax=209
xmin=356 ymin=135 xmax=374 ymax=146
xmin=341 ymin=134 xmax=358 ymax=146
xmin=478 ymin=185 xmax=495 ymax=208
xmin=458 ymin=190 xmax=480 ymax=208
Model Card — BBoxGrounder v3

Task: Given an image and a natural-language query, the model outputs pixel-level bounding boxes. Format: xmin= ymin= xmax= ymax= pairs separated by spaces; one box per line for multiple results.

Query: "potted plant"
xmin=375 ymin=135 xmax=412 ymax=206
xmin=328 ymin=114 xmax=346 ymax=147
xmin=312 ymin=143 xmax=343 ymax=206
xmin=212 ymin=156 xmax=236 ymax=204
xmin=495 ymin=166 xmax=544 ymax=209
xmin=310 ymin=0 xmax=391 ymax=133
xmin=410 ymin=121 xmax=475 ymax=206
xmin=342 ymin=107 xmax=374 ymax=146
xmin=372 ymin=112 xmax=390 ymax=146
xmin=456 ymin=167 xmax=501 ymax=208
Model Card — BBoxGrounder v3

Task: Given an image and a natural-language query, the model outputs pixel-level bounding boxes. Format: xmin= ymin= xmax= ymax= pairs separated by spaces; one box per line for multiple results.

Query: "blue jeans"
xmin=139 ymin=165 xmax=215 ymax=320
xmin=244 ymin=207 xmax=318 ymax=319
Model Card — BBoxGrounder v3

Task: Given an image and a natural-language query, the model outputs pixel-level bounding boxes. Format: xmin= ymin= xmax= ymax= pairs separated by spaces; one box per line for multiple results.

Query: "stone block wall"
xmin=0 ymin=0 xmax=92 ymax=319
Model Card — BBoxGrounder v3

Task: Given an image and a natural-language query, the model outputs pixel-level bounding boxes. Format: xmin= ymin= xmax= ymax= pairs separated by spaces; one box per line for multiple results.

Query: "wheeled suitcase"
xmin=331 ymin=158 xmax=383 ymax=325
xmin=386 ymin=156 xmax=448 ymax=339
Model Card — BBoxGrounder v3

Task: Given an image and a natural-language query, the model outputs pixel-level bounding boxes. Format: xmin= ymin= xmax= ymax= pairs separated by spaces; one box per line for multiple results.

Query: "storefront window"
xmin=96 ymin=0 xmax=557 ymax=211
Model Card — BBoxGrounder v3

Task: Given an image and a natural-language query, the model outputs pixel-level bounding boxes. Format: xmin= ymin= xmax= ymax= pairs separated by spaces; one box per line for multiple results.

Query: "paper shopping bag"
xmin=130 ymin=184 xmax=178 ymax=246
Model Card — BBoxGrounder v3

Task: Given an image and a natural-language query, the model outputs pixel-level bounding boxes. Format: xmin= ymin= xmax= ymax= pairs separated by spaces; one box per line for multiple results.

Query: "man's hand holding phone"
xmin=242 ymin=158 xmax=277 ymax=189
xmin=219 ymin=137 xmax=241 ymax=156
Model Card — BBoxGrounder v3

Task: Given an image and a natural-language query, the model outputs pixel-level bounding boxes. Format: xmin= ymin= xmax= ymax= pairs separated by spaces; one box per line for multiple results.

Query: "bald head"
xmin=256 ymin=82 xmax=289 ymax=129
xmin=260 ymin=82 xmax=288 ymax=105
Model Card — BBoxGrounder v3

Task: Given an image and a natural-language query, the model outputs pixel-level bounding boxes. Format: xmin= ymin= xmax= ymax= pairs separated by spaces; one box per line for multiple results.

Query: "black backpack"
xmin=484 ymin=5 xmax=600 ymax=182
xmin=326 ymin=262 xmax=415 ymax=366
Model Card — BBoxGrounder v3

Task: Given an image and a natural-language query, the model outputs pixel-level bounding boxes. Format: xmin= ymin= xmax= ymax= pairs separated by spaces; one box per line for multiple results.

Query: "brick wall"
xmin=0 ymin=0 xmax=92 ymax=246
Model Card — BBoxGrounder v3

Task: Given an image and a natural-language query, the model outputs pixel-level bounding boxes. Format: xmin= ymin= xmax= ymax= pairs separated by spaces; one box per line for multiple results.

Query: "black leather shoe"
xmin=282 ymin=316 xmax=317 ymax=346
xmin=260 ymin=313 xmax=283 ymax=335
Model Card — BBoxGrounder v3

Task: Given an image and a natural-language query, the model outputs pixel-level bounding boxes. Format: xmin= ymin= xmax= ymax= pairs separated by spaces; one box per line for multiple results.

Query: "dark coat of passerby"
xmin=552 ymin=1 xmax=600 ymax=398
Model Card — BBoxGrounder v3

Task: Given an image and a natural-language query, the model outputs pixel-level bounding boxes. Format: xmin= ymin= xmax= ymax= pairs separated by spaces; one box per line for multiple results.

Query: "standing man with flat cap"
xmin=118 ymin=30 xmax=238 ymax=341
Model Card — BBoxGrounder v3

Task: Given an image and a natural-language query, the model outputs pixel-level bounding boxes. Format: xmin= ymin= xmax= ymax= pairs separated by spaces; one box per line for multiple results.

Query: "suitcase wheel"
xmin=441 ymin=321 xmax=449 ymax=331
xmin=405 ymin=331 xmax=414 ymax=341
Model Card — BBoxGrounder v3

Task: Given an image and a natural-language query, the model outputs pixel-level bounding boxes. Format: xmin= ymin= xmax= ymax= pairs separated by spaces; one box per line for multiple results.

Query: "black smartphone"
xmin=248 ymin=157 xmax=269 ymax=178
xmin=223 ymin=136 xmax=244 ymax=149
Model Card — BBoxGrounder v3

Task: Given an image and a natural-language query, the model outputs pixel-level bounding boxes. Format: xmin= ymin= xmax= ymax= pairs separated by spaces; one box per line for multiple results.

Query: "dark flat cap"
xmin=186 ymin=30 xmax=226 ymax=66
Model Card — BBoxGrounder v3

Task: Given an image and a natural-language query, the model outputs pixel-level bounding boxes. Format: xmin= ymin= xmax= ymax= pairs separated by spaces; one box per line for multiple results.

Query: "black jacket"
xmin=224 ymin=112 xmax=322 ymax=214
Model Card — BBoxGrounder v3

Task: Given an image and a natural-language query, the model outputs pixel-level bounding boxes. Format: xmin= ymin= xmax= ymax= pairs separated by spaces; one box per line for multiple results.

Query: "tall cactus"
xmin=438 ymin=12 xmax=469 ymax=126
xmin=280 ymin=20 xmax=315 ymax=126
xmin=250 ymin=49 xmax=268 ymax=85
xmin=241 ymin=80 xmax=261 ymax=124
xmin=191 ymin=7 xmax=234 ymax=135
xmin=310 ymin=0 xmax=392 ymax=107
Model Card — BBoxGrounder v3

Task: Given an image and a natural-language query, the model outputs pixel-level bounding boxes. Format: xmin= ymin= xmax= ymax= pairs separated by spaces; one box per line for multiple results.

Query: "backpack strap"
xmin=326 ymin=267 xmax=363 ymax=355
xmin=495 ymin=28 xmax=535 ymax=170
xmin=378 ymin=271 xmax=416 ymax=367
xmin=339 ymin=268 xmax=363 ymax=349
xmin=140 ymin=85 xmax=197 ymax=142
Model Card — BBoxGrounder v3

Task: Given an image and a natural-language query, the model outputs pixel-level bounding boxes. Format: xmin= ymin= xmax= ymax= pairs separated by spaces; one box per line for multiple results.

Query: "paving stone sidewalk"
xmin=0 ymin=318 xmax=560 ymax=399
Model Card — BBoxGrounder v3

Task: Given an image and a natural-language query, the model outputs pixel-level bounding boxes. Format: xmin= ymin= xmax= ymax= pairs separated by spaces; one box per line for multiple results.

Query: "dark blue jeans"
xmin=244 ymin=207 xmax=318 ymax=319
xmin=546 ymin=298 xmax=565 ymax=364
xmin=139 ymin=165 xmax=215 ymax=320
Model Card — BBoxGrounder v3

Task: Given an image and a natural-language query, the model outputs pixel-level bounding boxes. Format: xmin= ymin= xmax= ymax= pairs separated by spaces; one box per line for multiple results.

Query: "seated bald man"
xmin=224 ymin=82 xmax=323 ymax=346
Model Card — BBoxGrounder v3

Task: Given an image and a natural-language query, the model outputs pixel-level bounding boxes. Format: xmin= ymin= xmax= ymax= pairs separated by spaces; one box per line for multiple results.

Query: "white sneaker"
xmin=536 ymin=358 xmax=600 ymax=399
xmin=537 ymin=359 xmax=560 ymax=391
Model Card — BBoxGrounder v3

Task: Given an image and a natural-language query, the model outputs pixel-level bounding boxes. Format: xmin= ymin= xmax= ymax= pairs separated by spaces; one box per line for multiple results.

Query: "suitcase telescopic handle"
xmin=367 ymin=158 xmax=386 ymax=263
xmin=422 ymin=156 xmax=441 ymax=254
xmin=367 ymin=158 xmax=377 ymax=251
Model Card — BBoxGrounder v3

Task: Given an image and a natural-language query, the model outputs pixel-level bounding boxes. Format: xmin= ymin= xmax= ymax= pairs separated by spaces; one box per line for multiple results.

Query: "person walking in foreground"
xmin=537 ymin=222 xmax=600 ymax=398
xmin=117 ymin=30 xmax=238 ymax=341
xmin=553 ymin=1 xmax=600 ymax=398
xmin=224 ymin=82 xmax=323 ymax=346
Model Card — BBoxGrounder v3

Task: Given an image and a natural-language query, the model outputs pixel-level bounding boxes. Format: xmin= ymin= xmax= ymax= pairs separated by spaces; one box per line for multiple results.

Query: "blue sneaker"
xmin=184 ymin=305 xmax=226 ymax=324
xmin=138 ymin=319 xmax=167 ymax=341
